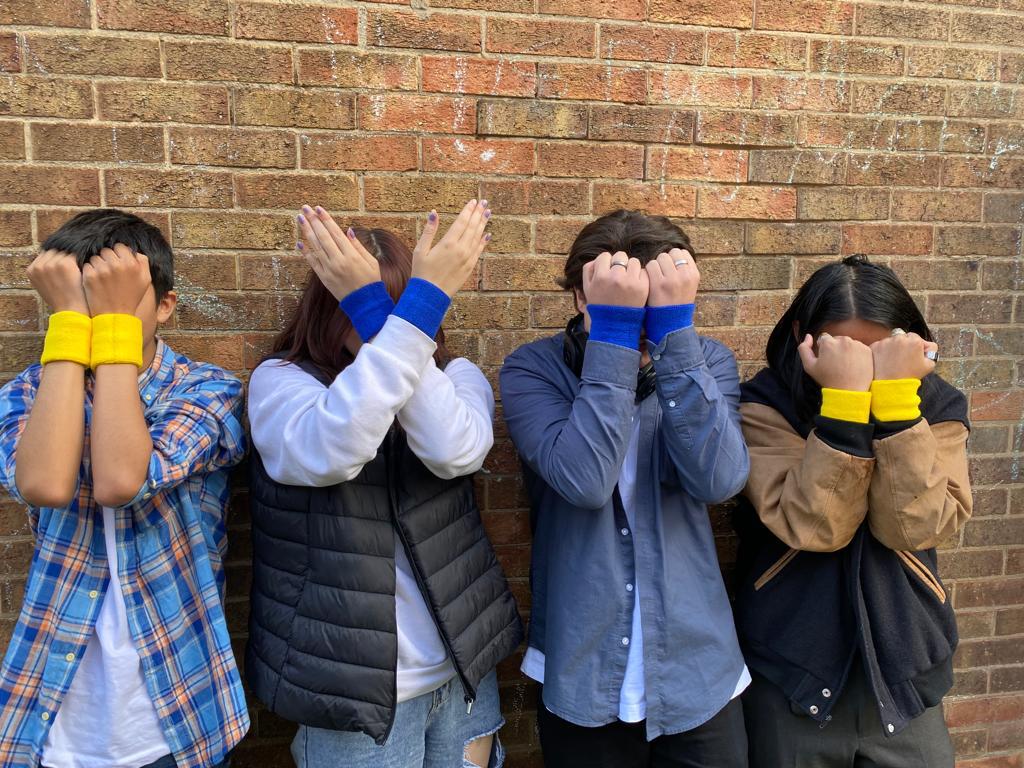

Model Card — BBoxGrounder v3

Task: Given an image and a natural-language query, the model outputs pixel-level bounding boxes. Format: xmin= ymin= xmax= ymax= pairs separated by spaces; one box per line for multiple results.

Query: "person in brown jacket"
xmin=732 ymin=255 xmax=971 ymax=768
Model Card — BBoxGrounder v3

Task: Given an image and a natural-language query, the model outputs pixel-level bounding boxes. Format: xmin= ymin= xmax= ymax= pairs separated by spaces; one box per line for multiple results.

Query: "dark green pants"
xmin=742 ymin=661 xmax=953 ymax=768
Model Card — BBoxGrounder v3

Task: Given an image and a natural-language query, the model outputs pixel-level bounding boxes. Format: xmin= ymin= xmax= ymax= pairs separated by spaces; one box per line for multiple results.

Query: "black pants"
xmin=743 ymin=663 xmax=954 ymax=768
xmin=536 ymin=688 xmax=748 ymax=768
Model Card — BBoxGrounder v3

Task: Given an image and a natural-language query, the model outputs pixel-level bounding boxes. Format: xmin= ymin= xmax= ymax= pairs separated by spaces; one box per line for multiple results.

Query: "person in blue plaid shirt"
xmin=0 ymin=209 xmax=248 ymax=768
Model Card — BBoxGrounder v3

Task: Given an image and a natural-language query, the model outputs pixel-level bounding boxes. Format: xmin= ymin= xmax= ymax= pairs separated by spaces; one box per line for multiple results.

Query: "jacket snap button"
xmin=822 ymin=688 xmax=831 ymax=698
xmin=887 ymin=723 xmax=895 ymax=733
xmin=809 ymin=705 xmax=819 ymax=715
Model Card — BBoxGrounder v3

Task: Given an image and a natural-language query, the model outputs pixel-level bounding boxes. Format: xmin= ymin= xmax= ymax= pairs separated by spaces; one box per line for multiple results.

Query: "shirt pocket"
xmin=895 ymin=550 xmax=947 ymax=604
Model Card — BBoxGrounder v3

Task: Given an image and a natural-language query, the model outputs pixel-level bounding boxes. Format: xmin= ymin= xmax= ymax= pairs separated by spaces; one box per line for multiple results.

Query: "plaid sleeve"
xmin=128 ymin=368 xmax=247 ymax=507
xmin=0 ymin=367 xmax=41 ymax=521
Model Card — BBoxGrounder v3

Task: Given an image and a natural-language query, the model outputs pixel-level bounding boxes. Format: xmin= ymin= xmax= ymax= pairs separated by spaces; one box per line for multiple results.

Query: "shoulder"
xmin=0 ymin=365 xmax=42 ymax=409
xmin=160 ymin=344 xmax=243 ymax=402
xmin=698 ymin=334 xmax=738 ymax=367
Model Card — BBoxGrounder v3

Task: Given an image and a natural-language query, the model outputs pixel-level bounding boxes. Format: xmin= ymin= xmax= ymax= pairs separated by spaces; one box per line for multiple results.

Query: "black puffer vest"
xmin=246 ymin=359 xmax=524 ymax=744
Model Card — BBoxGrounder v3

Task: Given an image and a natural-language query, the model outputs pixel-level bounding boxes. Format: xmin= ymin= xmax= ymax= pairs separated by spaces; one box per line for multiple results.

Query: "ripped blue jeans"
xmin=291 ymin=671 xmax=505 ymax=768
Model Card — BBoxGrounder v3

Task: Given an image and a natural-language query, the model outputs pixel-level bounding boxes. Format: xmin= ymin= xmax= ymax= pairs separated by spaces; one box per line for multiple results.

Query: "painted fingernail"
xmin=484 ymin=209 xmax=492 ymax=218
xmin=480 ymin=199 xmax=488 ymax=207
xmin=428 ymin=211 xmax=437 ymax=223
xmin=296 ymin=241 xmax=304 ymax=250
xmin=297 ymin=214 xmax=305 ymax=223
xmin=484 ymin=233 xmax=492 ymax=241
xmin=315 ymin=206 xmax=325 ymax=214
xmin=347 ymin=227 xmax=355 ymax=239
xmin=302 ymin=204 xmax=312 ymax=213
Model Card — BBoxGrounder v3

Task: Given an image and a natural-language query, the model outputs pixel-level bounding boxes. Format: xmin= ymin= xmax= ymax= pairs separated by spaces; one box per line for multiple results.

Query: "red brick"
xmin=478 ymin=180 xmax=589 ymax=215
xmin=0 ymin=166 xmax=99 ymax=206
xmin=747 ymin=223 xmax=842 ymax=254
xmin=936 ymin=225 xmax=1020 ymax=256
xmin=707 ymin=32 xmax=807 ymax=71
xmin=165 ymin=40 xmax=292 ymax=85
xmin=853 ymin=82 xmax=947 ymax=115
xmin=297 ymin=49 xmax=418 ymax=90
xmin=892 ymin=258 xmax=980 ymax=291
xmin=358 ymin=94 xmax=476 ymax=134
xmin=1 ymin=0 xmax=91 ymax=26
xmin=650 ymin=71 xmax=753 ymax=107
xmin=233 ymin=88 xmax=354 ymax=131
xmin=0 ymin=78 xmax=92 ymax=119
xmin=697 ymin=186 xmax=796 ymax=220
xmin=987 ymin=123 xmax=1024 ymax=157
xmin=0 ymin=212 xmax=32 ymax=247
xmin=907 ymin=46 xmax=998 ymax=81
xmin=649 ymin=0 xmax=753 ymax=28
xmin=810 ymin=40 xmax=905 ymax=75
xmin=972 ymin=391 xmax=1024 ymax=421
xmin=947 ymin=694 xmax=1024 ymax=727
xmin=31 ymin=124 xmax=164 ymax=164
xmin=1002 ymin=53 xmax=1024 ymax=84
xmin=483 ymin=256 xmax=565 ymax=291
xmin=423 ymin=138 xmax=535 ymax=174
xmin=169 ymin=127 xmax=296 ymax=169
xmin=486 ymin=18 xmax=595 ymax=57
xmin=588 ymin=105 xmax=695 ymax=143
xmin=0 ymin=32 xmax=18 ymax=73
xmin=755 ymin=0 xmax=854 ymax=34
xmin=646 ymin=147 xmax=748 ymax=183
xmin=892 ymin=191 xmax=982 ymax=222
xmin=752 ymin=76 xmax=851 ymax=111
xmin=539 ymin=141 xmax=643 ymax=179
xmin=894 ymin=119 xmax=985 ymax=153
xmin=535 ymin=217 xmax=591 ymax=254
xmin=799 ymin=115 xmax=896 ymax=150
xmin=0 ymin=293 xmax=37 ymax=332
xmin=23 ymin=34 xmax=161 ymax=77
xmin=539 ymin=0 xmax=645 ymax=20
xmin=171 ymin=212 xmax=293 ymax=250
xmin=300 ymin=134 xmax=418 ymax=172
xmin=952 ymin=11 xmax=1024 ymax=46
xmin=928 ymin=294 xmax=1014 ymax=325
xmin=848 ymin=154 xmax=940 ymax=186
xmin=949 ymin=85 xmax=1024 ymax=119
xmin=423 ymin=56 xmax=536 ymax=97
xmin=598 ymin=23 xmax=703 ymax=64
xmin=592 ymin=183 xmax=697 ymax=217
xmin=857 ymin=4 xmax=950 ymax=40
xmin=368 ymin=10 xmax=481 ymax=52
xmin=538 ymin=63 xmax=646 ymax=104
xmin=700 ymin=256 xmax=791 ymax=290
xmin=97 ymin=0 xmax=230 ymax=35
xmin=363 ymin=177 xmax=477 ymax=213
xmin=943 ymin=156 xmax=1024 ymax=189
xmin=984 ymin=192 xmax=1024 ymax=224
xmin=106 ymin=169 xmax=233 ymax=208
xmin=479 ymin=100 xmax=587 ymax=139
xmin=750 ymin=150 xmax=848 ymax=185
xmin=235 ymin=172 xmax=358 ymax=211
xmin=97 ymin=82 xmax=229 ymax=124
xmin=235 ymin=3 xmax=357 ymax=43
xmin=697 ymin=111 xmax=796 ymax=146
xmin=842 ymin=224 xmax=932 ymax=255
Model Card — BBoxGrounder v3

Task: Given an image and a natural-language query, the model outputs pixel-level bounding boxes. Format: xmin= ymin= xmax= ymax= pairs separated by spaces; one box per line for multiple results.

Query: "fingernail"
xmin=484 ymin=233 xmax=492 ymax=241
xmin=315 ymin=206 xmax=324 ymax=214
xmin=480 ymin=199 xmax=488 ymax=207
xmin=297 ymin=214 xmax=305 ymax=223
xmin=296 ymin=241 xmax=303 ymax=250
xmin=484 ymin=209 xmax=492 ymax=219
xmin=347 ymin=227 xmax=355 ymax=239
xmin=302 ymin=205 xmax=312 ymax=213
xmin=428 ymin=211 xmax=437 ymax=223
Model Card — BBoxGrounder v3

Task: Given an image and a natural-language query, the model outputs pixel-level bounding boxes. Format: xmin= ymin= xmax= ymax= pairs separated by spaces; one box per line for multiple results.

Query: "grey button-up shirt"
xmin=500 ymin=326 xmax=750 ymax=739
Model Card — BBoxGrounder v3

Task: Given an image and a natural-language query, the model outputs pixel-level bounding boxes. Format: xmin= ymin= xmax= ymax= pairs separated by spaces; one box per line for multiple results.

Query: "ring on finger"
xmin=611 ymin=261 xmax=628 ymax=269
xmin=925 ymin=350 xmax=939 ymax=361
xmin=890 ymin=328 xmax=907 ymax=336
xmin=674 ymin=258 xmax=688 ymax=267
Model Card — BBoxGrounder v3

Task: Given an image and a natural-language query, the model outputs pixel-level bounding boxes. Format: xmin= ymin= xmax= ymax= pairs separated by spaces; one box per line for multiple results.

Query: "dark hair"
xmin=559 ymin=209 xmax=696 ymax=292
xmin=271 ymin=227 xmax=451 ymax=381
xmin=767 ymin=254 xmax=932 ymax=422
xmin=41 ymin=208 xmax=174 ymax=301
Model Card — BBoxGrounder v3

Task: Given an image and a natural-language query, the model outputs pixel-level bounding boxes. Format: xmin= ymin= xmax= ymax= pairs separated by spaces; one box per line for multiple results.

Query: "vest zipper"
xmin=385 ymin=433 xmax=478 ymax=718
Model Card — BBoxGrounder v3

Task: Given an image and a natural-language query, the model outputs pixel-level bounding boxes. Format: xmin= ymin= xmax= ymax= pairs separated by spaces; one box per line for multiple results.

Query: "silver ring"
xmin=674 ymin=259 xmax=688 ymax=266
xmin=890 ymin=328 xmax=907 ymax=337
xmin=611 ymin=261 xmax=628 ymax=269
xmin=925 ymin=350 xmax=938 ymax=361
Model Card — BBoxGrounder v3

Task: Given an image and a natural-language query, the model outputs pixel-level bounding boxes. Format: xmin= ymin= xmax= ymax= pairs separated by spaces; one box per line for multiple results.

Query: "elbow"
xmin=558 ymin=481 xmax=613 ymax=510
xmin=690 ymin=454 xmax=750 ymax=505
xmin=92 ymin=475 xmax=145 ymax=508
xmin=19 ymin=480 xmax=76 ymax=509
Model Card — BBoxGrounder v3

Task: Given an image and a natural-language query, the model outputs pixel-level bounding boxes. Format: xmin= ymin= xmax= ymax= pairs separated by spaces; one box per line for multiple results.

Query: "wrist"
xmin=91 ymin=313 xmax=144 ymax=369
xmin=820 ymin=388 xmax=872 ymax=424
xmin=870 ymin=378 xmax=921 ymax=422
xmin=587 ymin=304 xmax=644 ymax=350
xmin=339 ymin=281 xmax=395 ymax=342
xmin=41 ymin=311 xmax=92 ymax=367
xmin=393 ymin=278 xmax=451 ymax=339
xmin=644 ymin=303 xmax=695 ymax=345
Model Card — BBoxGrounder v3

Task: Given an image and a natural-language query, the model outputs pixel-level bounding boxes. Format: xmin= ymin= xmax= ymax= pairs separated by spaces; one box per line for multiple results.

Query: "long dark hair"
xmin=559 ymin=209 xmax=696 ymax=292
xmin=767 ymin=255 xmax=932 ymax=423
xmin=271 ymin=227 xmax=451 ymax=381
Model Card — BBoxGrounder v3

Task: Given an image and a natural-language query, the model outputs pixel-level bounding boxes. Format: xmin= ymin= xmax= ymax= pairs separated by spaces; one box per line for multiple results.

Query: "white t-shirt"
xmin=42 ymin=506 xmax=171 ymax=768
xmin=523 ymin=405 xmax=750 ymax=722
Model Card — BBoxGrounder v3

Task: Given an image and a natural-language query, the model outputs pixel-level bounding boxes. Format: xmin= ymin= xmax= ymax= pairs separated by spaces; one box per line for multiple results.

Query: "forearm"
xmin=91 ymin=364 xmax=151 ymax=506
xmin=14 ymin=362 xmax=86 ymax=507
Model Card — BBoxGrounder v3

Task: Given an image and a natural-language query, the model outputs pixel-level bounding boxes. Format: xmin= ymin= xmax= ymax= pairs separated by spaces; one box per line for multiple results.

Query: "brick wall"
xmin=0 ymin=1 xmax=1022 ymax=765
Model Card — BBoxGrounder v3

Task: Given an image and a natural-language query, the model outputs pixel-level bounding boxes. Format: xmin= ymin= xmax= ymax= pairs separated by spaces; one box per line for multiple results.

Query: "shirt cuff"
xmin=338 ymin=282 xmax=395 ymax=342
xmin=820 ymin=388 xmax=872 ymax=424
xmin=870 ymin=379 xmax=922 ymax=423
xmin=813 ymin=416 xmax=875 ymax=458
xmin=392 ymin=278 xmax=451 ymax=340
xmin=644 ymin=304 xmax=695 ymax=345
xmin=587 ymin=305 xmax=644 ymax=350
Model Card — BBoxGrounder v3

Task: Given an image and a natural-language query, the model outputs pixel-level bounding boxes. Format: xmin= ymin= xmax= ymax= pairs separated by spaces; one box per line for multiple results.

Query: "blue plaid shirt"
xmin=0 ymin=340 xmax=249 ymax=767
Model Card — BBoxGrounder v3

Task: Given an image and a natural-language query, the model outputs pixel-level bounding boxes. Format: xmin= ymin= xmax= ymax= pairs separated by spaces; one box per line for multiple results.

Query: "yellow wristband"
xmin=870 ymin=379 xmax=921 ymax=422
xmin=40 ymin=311 xmax=92 ymax=367
xmin=91 ymin=314 xmax=144 ymax=369
xmin=820 ymin=388 xmax=872 ymax=424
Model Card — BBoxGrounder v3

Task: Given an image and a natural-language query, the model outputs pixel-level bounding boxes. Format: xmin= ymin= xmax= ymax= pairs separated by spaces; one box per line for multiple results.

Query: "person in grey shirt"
xmin=500 ymin=210 xmax=751 ymax=768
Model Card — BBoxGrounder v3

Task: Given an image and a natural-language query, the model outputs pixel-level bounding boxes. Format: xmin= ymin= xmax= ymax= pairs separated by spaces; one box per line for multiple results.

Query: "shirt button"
xmin=626 ymin=583 xmax=634 ymax=592
xmin=88 ymin=590 xmax=98 ymax=599
xmin=887 ymin=723 xmax=895 ymax=734
xmin=668 ymin=400 xmax=676 ymax=408
xmin=621 ymin=637 xmax=630 ymax=646
xmin=809 ymin=705 xmax=819 ymax=715
xmin=143 ymin=493 xmax=152 ymax=500
xmin=41 ymin=712 xmax=49 ymax=721
xmin=620 ymin=528 xmax=629 ymax=536
xmin=652 ymin=354 xmax=661 ymax=361
xmin=64 ymin=653 xmax=75 ymax=663
xmin=822 ymin=688 xmax=831 ymax=698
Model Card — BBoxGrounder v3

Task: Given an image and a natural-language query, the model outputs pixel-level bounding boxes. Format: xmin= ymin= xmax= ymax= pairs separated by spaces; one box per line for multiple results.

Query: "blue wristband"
xmin=587 ymin=304 xmax=645 ymax=350
xmin=339 ymin=282 xmax=395 ymax=342
xmin=644 ymin=304 xmax=695 ymax=345
xmin=393 ymin=278 xmax=451 ymax=339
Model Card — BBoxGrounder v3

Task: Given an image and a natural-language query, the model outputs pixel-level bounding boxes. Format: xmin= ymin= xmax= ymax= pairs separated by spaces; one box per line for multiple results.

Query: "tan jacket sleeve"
xmin=741 ymin=402 xmax=874 ymax=552
xmin=867 ymin=419 xmax=972 ymax=551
